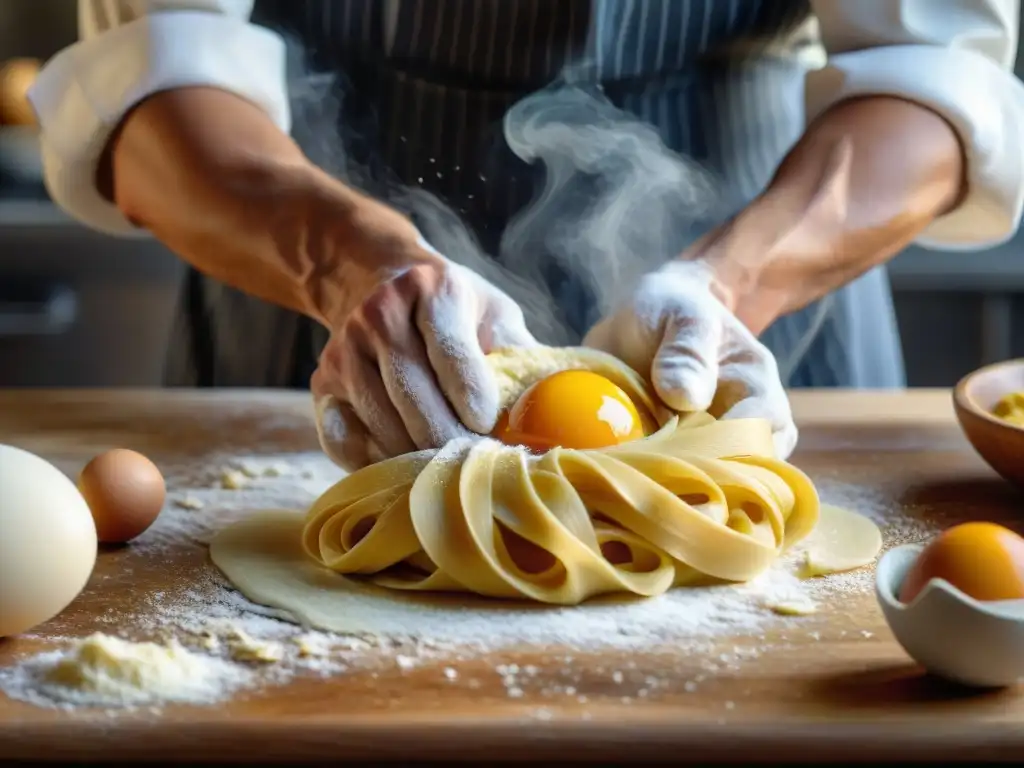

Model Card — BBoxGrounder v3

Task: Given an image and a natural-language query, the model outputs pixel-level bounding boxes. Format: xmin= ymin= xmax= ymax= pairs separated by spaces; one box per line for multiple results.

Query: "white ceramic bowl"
xmin=875 ymin=543 xmax=1024 ymax=688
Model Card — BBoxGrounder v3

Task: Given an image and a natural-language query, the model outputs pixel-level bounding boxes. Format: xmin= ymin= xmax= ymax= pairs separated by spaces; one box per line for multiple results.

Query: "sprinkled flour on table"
xmin=0 ymin=448 xmax=945 ymax=712
xmin=0 ymin=633 xmax=252 ymax=711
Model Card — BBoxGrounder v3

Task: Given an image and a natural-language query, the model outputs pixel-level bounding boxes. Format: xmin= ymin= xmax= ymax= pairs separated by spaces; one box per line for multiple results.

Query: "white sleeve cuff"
xmin=27 ymin=11 xmax=291 ymax=237
xmin=806 ymin=44 xmax=1024 ymax=251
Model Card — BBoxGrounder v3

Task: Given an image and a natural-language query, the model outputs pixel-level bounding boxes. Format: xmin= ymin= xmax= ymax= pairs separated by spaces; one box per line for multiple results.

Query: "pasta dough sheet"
xmin=800 ymin=504 xmax=884 ymax=578
xmin=209 ymin=504 xmax=880 ymax=635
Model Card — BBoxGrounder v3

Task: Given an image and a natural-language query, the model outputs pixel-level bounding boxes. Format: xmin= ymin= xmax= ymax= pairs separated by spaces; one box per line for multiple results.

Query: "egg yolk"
xmin=899 ymin=522 xmax=1024 ymax=603
xmin=493 ymin=370 xmax=646 ymax=452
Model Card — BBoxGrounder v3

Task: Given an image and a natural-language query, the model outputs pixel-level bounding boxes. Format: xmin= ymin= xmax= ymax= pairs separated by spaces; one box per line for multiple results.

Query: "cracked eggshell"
xmin=876 ymin=543 xmax=1024 ymax=688
xmin=0 ymin=445 xmax=98 ymax=637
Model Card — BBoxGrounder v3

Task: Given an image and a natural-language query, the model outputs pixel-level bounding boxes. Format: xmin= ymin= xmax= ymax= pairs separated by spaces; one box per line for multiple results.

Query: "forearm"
xmin=108 ymin=87 xmax=419 ymax=325
xmin=701 ymin=96 xmax=965 ymax=334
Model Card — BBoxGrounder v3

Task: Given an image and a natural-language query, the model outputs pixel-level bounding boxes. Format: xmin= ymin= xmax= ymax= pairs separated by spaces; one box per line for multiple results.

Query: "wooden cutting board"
xmin=0 ymin=389 xmax=1021 ymax=763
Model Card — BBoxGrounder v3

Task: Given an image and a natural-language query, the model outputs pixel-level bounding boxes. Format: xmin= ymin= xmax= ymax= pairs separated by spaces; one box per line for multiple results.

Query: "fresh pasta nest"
xmin=303 ymin=346 xmax=820 ymax=605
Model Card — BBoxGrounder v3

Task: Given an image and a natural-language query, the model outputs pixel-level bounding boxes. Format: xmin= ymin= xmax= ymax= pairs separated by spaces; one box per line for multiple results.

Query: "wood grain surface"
xmin=0 ymin=389 xmax=1022 ymax=764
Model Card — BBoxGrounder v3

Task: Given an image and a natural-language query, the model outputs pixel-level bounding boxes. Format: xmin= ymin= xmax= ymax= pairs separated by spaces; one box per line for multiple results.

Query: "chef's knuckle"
xmin=405 ymin=263 xmax=444 ymax=294
xmin=355 ymin=286 xmax=411 ymax=341
xmin=340 ymin=311 xmax=371 ymax=345
xmin=361 ymin=306 xmax=390 ymax=338
xmin=317 ymin=341 xmax=349 ymax=378
xmin=359 ymin=285 xmax=395 ymax=323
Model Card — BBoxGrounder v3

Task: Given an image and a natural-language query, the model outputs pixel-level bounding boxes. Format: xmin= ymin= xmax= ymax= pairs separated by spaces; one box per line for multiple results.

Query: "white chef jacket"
xmin=27 ymin=0 xmax=1024 ymax=253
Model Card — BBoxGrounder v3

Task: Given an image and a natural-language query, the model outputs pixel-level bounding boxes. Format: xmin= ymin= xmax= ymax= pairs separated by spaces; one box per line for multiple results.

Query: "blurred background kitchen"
xmin=2 ymin=1 xmax=1023 ymax=388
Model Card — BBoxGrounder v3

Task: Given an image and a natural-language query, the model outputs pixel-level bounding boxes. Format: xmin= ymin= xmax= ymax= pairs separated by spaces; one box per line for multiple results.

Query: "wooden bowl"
xmin=953 ymin=359 xmax=1024 ymax=488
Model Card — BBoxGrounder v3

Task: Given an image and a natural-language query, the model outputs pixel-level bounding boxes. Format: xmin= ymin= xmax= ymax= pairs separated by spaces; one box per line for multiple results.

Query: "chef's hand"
xmin=583 ymin=258 xmax=797 ymax=459
xmin=312 ymin=208 xmax=537 ymax=472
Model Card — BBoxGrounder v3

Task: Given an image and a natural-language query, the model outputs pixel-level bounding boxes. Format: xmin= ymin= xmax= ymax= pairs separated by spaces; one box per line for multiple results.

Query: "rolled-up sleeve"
xmin=807 ymin=0 xmax=1024 ymax=250
xmin=27 ymin=0 xmax=291 ymax=236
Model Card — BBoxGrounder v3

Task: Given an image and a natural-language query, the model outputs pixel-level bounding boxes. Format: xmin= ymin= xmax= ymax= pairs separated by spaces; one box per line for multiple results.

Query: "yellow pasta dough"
xmin=992 ymin=391 xmax=1024 ymax=427
xmin=301 ymin=346 xmax=822 ymax=605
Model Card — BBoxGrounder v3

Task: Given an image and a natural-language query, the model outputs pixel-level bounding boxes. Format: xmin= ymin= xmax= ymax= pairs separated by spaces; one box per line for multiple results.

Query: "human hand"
xmin=311 ymin=206 xmax=537 ymax=471
xmin=582 ymin=259 xmax=797 ymax=459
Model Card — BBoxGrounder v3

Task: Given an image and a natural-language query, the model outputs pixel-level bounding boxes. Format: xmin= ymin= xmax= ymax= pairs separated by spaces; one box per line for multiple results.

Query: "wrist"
xmin=682 ymin=200 xmax=806 ymax=336
xmin=263 ymin=168 xmax=428 ymax=326
xmin=687 ymin=137 xmax=858 ymax=335
xmin=696 ymin=97 xmax=965 ymax=337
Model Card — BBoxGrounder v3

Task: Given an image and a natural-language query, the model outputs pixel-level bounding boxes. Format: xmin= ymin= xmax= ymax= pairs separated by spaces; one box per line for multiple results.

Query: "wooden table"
xmin=0 ymin=389 xmax=1022 ymax=764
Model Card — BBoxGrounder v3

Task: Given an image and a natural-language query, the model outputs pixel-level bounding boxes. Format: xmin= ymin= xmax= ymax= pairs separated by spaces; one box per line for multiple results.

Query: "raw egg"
xmin=899 ymin=522 xmax=1024 ymax=603
xmin=493 ymin=369 xmax=646 ymax=452
xmin=78 ymin=449 xmax=166 ymax=544
xmin=0 ymin=444 xmax=97 ymax=637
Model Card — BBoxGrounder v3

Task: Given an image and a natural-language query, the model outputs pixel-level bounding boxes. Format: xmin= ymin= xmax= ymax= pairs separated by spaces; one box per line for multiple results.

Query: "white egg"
xmin=0 ymin=445 xmax=97 ymax=637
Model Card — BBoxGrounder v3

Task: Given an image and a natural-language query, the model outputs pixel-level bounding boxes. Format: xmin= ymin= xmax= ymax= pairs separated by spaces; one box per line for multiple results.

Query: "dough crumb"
xmin=36 ymin=633 xmax=249 ymax=707
xmin=764 ymin=596 xmax=818 ymax=616
xmin=238 ymin=462 xmax=261 ymax=479
xmin=226 ymin=627 xmax=284 ymax=664
xmin=196 ymin=630 xmax=220 ymax=651
xmin=237 ymin=460 xmax=291 ymax=479
xmin=175 ymin=495 xmax=205 ymax=511
xmin=292 ymin=634 xmax=329 ymax=658
xmin=220 ymin=470 xmax=248 ymax=490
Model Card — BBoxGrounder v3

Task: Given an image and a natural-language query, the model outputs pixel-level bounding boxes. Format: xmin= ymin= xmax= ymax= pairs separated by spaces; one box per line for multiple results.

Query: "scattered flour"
xmin=0 ymin=447 xmax=939 ymax=712
xmin=0 ymin=633 xmax=252 ymax=711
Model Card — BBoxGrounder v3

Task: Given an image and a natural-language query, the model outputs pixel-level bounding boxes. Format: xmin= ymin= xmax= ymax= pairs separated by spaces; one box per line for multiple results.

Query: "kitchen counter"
xmin=0 ymin=389 xmax=1022 ymax=763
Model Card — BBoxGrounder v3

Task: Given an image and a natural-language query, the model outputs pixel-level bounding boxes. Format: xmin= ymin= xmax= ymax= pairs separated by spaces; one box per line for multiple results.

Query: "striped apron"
xmin=165 ymin=0 xmax=906 ymax=391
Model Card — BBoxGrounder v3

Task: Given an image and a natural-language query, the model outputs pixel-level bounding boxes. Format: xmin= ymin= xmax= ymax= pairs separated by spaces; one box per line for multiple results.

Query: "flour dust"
xmin=0 ymin=444 xmax=938 ymax=715
xmin=281 ymin=34 xmax=723 ymax=345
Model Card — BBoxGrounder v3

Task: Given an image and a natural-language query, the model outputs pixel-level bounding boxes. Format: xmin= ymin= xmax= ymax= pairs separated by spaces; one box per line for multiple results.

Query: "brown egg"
xmin=0 ymin=58 xmax=41 ymax=126
xmin=77 ymin=449 xmax=166 ymax=544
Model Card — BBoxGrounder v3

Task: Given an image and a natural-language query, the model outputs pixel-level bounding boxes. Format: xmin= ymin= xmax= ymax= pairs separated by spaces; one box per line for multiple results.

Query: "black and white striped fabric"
xmin=166 ymin=0 xmax=905 ymax=392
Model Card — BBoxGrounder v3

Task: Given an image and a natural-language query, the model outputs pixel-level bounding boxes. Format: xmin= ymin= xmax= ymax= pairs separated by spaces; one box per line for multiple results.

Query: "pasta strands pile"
xmin=303 ymin=347 xmax=820 ymax=605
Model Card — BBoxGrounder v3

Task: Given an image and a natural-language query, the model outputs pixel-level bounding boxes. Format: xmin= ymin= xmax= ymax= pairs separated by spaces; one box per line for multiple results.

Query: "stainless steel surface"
xmin=0 ymin=127 xmax=42 ymax=184
xmin=888 ymin=246 xmax=1024 ymax=292
xmin=0 ymin=202 xmax=184 ymax=386
xmin=0 ymin=281 xmax=77 ymax=337
xmin=979 ymin=293 xmax=1015 ymax=366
